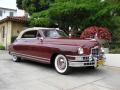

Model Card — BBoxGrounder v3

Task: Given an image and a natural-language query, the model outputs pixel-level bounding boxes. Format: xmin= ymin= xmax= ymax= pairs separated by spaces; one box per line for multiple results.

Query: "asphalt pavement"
xmin=0 ymin=51 xmax=120 ymax=90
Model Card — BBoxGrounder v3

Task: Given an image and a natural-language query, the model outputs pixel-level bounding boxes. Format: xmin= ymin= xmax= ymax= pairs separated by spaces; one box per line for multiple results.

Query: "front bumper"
xmin=67 ymin=55 xmax=105 ymax=67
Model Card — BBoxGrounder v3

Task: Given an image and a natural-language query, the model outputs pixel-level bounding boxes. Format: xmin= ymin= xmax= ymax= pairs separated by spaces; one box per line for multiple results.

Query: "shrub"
xmin=110 ymin=48 xmax=120 ymax=54
xmin=80 ymin=26 xmax=112 ymax=41
xmin=0 ymin=44 xmax=5 ymax=50
xmin=11 ymin=36 xmax=17 ymax=43
xmin=109 ymin=42 xmax=120 ymax=49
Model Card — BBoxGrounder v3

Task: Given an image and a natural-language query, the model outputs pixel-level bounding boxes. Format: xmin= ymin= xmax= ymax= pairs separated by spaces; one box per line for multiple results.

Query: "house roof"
xmin=0 ymin=16 xmax=27 ymax=24
xmin=0 ymin=7 xmax=17 ymax=11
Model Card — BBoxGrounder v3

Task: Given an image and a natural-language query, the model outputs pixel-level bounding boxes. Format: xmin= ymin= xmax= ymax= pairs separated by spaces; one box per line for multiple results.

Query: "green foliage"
xmin=110 ymin=48 xmax=120 ymax=54
xmin=16 ymin=0 xmax=22 ymax=9
xmin=50 ymin=2 xmax=89 ymax=26
xmin=16 ymin=0 xmax=52 ymax=14
xmin=18 ymin=0 xmax=120 ymax=41
xmin=17 ymin=0 xmax=120 ymax=53
xmin=111 ymin=16 xmax=120 ymax=42
xmin=0 ymin=44 xmax=5 ymax=50
xmin=11 ymin=36 xmax=18 ymax=43
xmin=29 ymin=10 xmax=54 ymax=27
xmin=105 ymin=0 xmax=120 ymax=16
xmin=28 ymin=0 xmax=119 ymax=30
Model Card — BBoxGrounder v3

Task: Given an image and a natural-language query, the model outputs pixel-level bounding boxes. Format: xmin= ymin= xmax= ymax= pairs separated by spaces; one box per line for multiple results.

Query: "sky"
xmin=0 ymin=0 xmax=17 ymax=9
xmin=0 ymin=0 xmax=24 ymax=16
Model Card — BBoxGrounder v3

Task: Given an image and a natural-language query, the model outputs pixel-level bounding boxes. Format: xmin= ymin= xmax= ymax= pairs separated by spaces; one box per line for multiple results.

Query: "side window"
xmin=9 ymin=12 xmax=14 ymax=16
xmin=21 ymin=30 xmax=37 ymax=38
xmin=36 ymin=31 xmax=41 ymax=37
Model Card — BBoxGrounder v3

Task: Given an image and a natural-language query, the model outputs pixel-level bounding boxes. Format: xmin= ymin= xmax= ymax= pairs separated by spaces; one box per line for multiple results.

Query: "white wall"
xmin=105 ymin=54 xmax=120 ymax=67
xmin=16 ymin=9 xmax=25 ymax=16
xmin=0 ymin=9 xmax=17 ymax=20
xmin=0 ymin=8 xmax=25 ymax=20
xmin=0 ymin=0 xmax=25 ymax=20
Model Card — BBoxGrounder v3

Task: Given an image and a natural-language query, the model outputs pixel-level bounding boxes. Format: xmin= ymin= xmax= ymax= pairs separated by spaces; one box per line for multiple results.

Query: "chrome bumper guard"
xmin=68 ymin=55 xmax=106 ymax=67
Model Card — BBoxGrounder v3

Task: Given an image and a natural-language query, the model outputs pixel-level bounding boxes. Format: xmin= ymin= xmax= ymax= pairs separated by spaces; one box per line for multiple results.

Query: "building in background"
xmin=0 ymin=0 xmax=28 ymax=49
xmin=0 ymin=6 xmax=27 ymax=49
xmin=0 ymin=7 xmax=25 ymax=20
xmin=0 ymin=0 xmax=25 ymax=17
xmin=0 ymin=7 xmax=17 ymax=20
xmin=0 ymin=16 xmax=27 ymax=49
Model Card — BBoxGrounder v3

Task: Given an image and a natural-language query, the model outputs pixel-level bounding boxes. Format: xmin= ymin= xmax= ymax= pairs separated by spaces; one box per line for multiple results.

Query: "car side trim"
xmin=10 ymin=52 xmax=50 ymax=63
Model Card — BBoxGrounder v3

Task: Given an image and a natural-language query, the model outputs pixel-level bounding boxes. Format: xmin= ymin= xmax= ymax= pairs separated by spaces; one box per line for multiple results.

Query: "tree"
xmin=16 ymin=0 xmax=22 ymax=10
xmin=17 ymin=0 xmax=120 ymax=35
xmin=16 ymin=0 xmax=53 ymax=14
xmin=34 ymin=1 xmax=118 ymax=29
xmin=29 ymin=10 xmax=54 ymax=27
xmin=105 ymin=0 xmax=120 ymax=16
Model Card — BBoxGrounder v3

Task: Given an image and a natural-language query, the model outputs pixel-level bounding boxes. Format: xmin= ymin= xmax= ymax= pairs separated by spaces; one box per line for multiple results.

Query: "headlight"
xmin=78 ymin=47 xmax=84 ymax=54
xmin=100 ymin=47 xmax=105 ymax=53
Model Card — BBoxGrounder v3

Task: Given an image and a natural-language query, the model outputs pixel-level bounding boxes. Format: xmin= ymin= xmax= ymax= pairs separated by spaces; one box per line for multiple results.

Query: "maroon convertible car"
xmin=8 ymin=27 xmax=106 ymax=74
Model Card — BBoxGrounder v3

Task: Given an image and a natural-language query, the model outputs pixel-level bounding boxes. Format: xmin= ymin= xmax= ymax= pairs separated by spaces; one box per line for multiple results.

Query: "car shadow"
xmin=17 ymin=59 xmax=105 ymax=75
xmin=70 ymin=67 xmax=105 ymax=76
xmin=21 ymin=59 xmax=52 ymax=68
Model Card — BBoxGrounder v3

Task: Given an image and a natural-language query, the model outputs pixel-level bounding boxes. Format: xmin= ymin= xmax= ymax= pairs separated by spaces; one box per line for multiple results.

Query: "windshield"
xmin=42 ymin=29 xmax=68 ymax=38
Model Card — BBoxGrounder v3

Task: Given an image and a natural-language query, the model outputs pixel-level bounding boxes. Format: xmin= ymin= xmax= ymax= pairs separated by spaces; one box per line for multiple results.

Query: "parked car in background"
xmin=8 ymin=27 xmax=106 ymax=74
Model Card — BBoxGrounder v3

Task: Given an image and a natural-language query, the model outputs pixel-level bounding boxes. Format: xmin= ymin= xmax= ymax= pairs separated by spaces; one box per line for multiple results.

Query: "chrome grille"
xmin=82 ymin=56 xmax=89 ymax=61
xmin=91 ymin=48 xmax=99 ymax=56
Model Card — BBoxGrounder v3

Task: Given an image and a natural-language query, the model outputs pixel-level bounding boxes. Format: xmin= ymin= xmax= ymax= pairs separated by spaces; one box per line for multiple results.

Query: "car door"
xmin=13 ymin=30 xmax=38 ymax=56
xmin=14 ymin=29 xmax=51 ymax=63
xmin=27 ymin=31 xmax=50 ymax=62
xmin=23 ymin=30 xmax=51 ymax=63
xmin=26 ymin=30 xmax=42 ymax=57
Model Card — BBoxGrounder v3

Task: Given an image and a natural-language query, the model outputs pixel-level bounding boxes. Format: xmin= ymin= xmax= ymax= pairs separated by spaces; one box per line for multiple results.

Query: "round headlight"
xmin=78 ymin=47 xmax=84 ymax=54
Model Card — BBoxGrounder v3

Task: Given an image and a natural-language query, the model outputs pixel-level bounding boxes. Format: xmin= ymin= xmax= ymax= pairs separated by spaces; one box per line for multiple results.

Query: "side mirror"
xmin=40 ymin=37 xmax=44 ymax=42
xmin=37 ymin=37 xmax=44 ymax=42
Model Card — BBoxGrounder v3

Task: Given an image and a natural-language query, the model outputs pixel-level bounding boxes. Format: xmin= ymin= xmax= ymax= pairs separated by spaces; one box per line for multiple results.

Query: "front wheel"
xmin=12 ymin=54 xmax=21 ymax=62
xmin=54 ymin=54 xmax=71 ymax=75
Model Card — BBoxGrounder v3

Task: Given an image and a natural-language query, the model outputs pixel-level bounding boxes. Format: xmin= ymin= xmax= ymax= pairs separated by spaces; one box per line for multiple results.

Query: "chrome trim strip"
xmin=67 ymin=55 xmax=93 ymax=62
xmin=66 ymin=55 xmax=90 ymax=57
xmin=66 ymin=55 xmax=79 ymax=57
xmin=69 ymin=61 xmax=95 ymax=67
xmin=11 ymin=52 xmax=50 ymax=62
xmin=22 ymin=55 xmax=49 ymax=63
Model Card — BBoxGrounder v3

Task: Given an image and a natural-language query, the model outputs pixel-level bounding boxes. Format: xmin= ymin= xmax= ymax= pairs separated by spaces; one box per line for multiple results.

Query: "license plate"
xmin=97 ymin=59 xmax=104 ymax=65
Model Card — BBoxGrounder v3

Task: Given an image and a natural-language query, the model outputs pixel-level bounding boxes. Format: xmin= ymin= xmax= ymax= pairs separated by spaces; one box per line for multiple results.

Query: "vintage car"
xmin=8 ymin=27 xmax=106 ymax=74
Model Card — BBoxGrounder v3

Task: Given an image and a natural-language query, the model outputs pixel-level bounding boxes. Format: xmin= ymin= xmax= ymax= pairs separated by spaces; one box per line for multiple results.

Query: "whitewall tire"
xmin=12 ymin=55 xmax=21 ymax=62
xmin=54 ymin=54 xmax=70 ymax=74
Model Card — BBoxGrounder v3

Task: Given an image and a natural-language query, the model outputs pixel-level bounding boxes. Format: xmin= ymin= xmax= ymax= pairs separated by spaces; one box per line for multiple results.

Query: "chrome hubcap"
xmin=12 ymin=55 xmax=17 ymax=61
xmin=57 ymin=58 xmax=66 ymax=70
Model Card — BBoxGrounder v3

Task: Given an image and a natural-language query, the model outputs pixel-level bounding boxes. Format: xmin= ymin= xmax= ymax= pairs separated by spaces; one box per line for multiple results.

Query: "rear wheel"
xmin=12 ymin=55 xmax=21 ymax=62
xmin=54 ymin=54 xmax=71 ymax=75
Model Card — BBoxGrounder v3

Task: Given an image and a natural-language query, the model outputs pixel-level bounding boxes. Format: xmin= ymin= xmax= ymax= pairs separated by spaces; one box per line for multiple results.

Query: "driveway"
xmin=0 ymin=51 xmax=120 ymax=90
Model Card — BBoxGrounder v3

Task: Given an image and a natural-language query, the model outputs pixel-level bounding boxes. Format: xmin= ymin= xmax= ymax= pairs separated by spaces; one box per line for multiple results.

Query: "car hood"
xmin=44 ymin=38 xmax=99 ymax=48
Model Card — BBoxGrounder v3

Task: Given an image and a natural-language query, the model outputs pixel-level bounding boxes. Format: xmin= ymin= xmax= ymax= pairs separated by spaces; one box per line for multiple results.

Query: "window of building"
xmin=4 ymin=10 xmax=6 ymax=13
xmin=0 ymin=10 xmax=3 ymax=16
xmin=9 ymin=12 xmax=14 ymax=16
xmin=2 ymin=26 xmax=5 ymax=38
